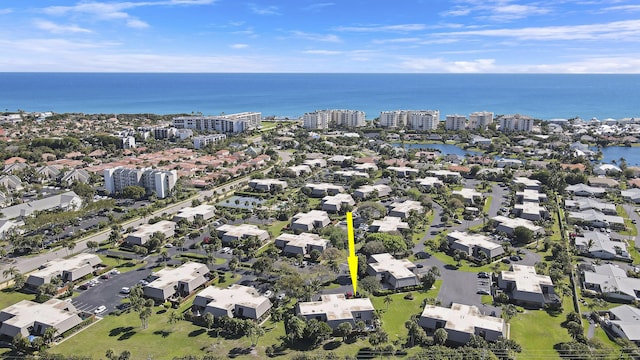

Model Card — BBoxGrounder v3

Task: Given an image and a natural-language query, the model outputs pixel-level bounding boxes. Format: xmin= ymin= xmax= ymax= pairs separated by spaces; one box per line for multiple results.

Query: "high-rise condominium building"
xmin=104 ymin=167 xmax=178 ymax=199
xmin=303 ymin=109 xmax=365 ymax=129
xmin=379 ymin=111 xmax=409 ymax=129
xmin=499 ymin=114 xmax=534 ymax=132
xmin=173 ymin=112 xmax=261 ymax=133
xmin=408 ymin=110 xmax=440 ymax=131
xmin=445 ymin=114 xmax=467 ymax=131
xmin=468 ymin=111 xmax=494 ymax=130
xmin=303 ymin=110 xmax=331 ymax=130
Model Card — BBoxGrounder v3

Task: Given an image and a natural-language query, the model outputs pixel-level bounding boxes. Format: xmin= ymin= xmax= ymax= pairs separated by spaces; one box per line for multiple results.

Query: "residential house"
xmin=512 ymin=202 xmax=549 ymax=221
xmin=416 ymin=177 xmax=444 ymax=191
xmin=291 ymin=210 xmax=331 ymax=232
xmin=574 ymin=231 xmax=630 ymax=260
xmin=0 ymin=175 xmax=23 ymax=192
xmin=601 ymin=305 xmax=640 ymax=344
xmin=192 ymin=284 xmax=272 ymax=320
xmin=388 ymin=200 xmax=423 ymax=219
xmin=565 ymin=183 xmax=606 ymax=197
xmin=369 ymin=217 xmax=410 ymax=233
xmin=296 ymin=294 xmax=375 ymax=329
xmin=216 ymin=224 xmax=270 ymax=244
xmin=565 ymin=198 xmax=617 ymax=215
xmin=143 ymin=262 xmax=210 ymax=302
xmin=0 ymin=191 xmax=82 ymax=220
xmin=496 ymin=159 xmax=523 ymax=168
xmin=567 ymin=209 xmax=625 ymax=229
xmin=0 ymin=299 xmax=82 ymax=338
xmin=588 ymin=177 xmax=620 ymax=189
xmin=304 ymin=183 xmax=345 ymax=197
xmin=594 ymin=164 xmax=622 ymax=176
xmin=492 ymin=216 xmax=543 ymax=235
xmin=60 ymin=169 xmax=90 ymax=185
xmin=451 ymin=188 xmax=483 ymax=205
xmin=275 ymin=233 xmax=328 ymax=256
xmin=447 ymin=231 xmax=505 ymax=260
xmin=26 ymin=254 xmax=102 ymax=288
xmin=622 ymin=188 xmax=640 ymax=203
xmin=285 ymin=165 xmax=312 ymax=177
xmin=321 ymin=193 xmax=355 ymax=213
xmin=516 ymin=189 xmax=547 ymax=203
xmin=367 ymin=253 xmax=419 ymax=289
xmin=125 ymin=220 xmax=176 ymax=246
xmin=498 ymin=264 xmax=558 ymax=308
xmin=582 ymin=264 xmax=640 ymax=302
xmin=387 ymin=166 xmax=419 ymax=178
xmin=353 ymin=184 xmax=392 ymax=199
xmin=248 ymin=179 xmax=288 ymax=192
xmin=172 ymin=204 xmax=215 ymax=223
xmin=418 ymin=303 xmax=507 ymax=344
xmin=513 ymin=177 xmax=541 ymax=191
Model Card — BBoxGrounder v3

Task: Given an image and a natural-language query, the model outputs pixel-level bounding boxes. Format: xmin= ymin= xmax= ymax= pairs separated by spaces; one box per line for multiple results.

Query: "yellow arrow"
xmin=346 ymin=211 xmax=358 ymax=296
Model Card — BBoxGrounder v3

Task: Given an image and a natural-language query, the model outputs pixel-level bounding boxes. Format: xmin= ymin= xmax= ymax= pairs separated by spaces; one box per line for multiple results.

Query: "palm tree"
xmin=42 ymin=327 xmax=58 ymax=346
xmin=384 ymin=295 xmax=393 ymax=311
xmin=2 ymin=266 xmax=19 ymax=280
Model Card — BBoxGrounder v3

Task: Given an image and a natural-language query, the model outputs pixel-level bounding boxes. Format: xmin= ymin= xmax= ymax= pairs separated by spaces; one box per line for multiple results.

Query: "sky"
xmin=1 ymin=0 xmax=640 ymax=73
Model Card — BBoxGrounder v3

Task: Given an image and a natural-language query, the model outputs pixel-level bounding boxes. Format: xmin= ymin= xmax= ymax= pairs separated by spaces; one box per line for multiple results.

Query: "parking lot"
xmin=72 ymin=264 xmax=152 ymax=315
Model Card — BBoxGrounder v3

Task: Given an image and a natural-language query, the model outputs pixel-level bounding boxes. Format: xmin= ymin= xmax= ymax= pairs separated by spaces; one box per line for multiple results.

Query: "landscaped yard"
xmin=98 ymin=255 xmax=147 ymax=273
xmin=0 ymin=288 xmax=36 ymax=309
xmin=370 ymin=280 xmax=442 ymax=344
xmin=509 ymin=296 xmax=574 ymax=358
xmin=431 ymin=251 xmax=510 ymax=273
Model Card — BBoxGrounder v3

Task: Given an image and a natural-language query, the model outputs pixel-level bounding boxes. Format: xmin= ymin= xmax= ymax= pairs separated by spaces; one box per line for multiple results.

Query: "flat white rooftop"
xmin=421 ymin=302 xmax=505 ymax=334
xmin=196 ymin=284 xmax=269 ymax=310
xmin=298 ymin=294 xmax=374 ymax=321
xmin=147 ymin=262 xmax=208 ymax=290
xmin=369 ymin=253 xmax=416 ymax=280
xmin=131 ymin=220 xmax=176 ymax=238
xmin=29 ymin=253 xmax=101 ymax=279
xmin=501 ymin=264 xmax=553 ymax=294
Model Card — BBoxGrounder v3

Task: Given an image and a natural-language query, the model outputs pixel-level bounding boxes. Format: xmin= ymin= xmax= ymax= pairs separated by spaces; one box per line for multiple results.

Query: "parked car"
xmin=120 ymin=287 xmax=130 ymax=294
xmin=94 ymin=305 xmax=107 ymax=314
xmin=139 ymin=279 xmax=149 ymax=286
xmin=263 ymin=290 xmax=273 ymax=298
xmin=478 ymin=272 xmax=491 ymax=278
xmin=100 ymin=274 xmax=110 ymax=280
xmin=78 ymin=283 xmax=89 ymax=290
xmin=510 ymin=255 xmax=520 ymax=261
xmin=110 ymin=269 xmax=121 ymax=275
xmin=477 ymin=289 xmax=491 ymax=295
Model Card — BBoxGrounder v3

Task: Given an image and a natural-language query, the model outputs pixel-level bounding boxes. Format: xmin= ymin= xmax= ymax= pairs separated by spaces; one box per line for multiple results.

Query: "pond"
xmin=392 ymin=143 xmax=484 ymax=157
xmin=216 ymin=196 xmax=264 ymax=210
xmin=598 ymin=146 xmax=640 ymax=166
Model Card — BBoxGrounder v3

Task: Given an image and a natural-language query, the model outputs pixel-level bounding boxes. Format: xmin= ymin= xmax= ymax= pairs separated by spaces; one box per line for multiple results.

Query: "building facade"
xmin=173 ymin=112 xmax=261 ymax=133
xmin=104 ymin=167 xmax=178 ymax=199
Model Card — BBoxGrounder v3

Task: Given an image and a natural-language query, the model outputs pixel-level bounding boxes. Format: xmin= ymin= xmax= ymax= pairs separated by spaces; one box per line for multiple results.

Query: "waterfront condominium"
xmin=445 ymin=114 xmax=467 ymax=131
xmin=104 ymin=167 xmax=178 ymax=199
xmin=172 ymin=112 xmax=261 ymax=133
xmin=407 ymin=110 xmax=440 ymax=131
xmin=468 ymin=111 xmax=494 ymax=130
xmin=378 ymin=110 xmax=440 ymax=130
xmin=303 ymin=109 xmax=366 ymax=129
xmin=499 ymin=114 xmax=534 ymax=132
xmin=378 ymin=111 xmax=409 ymax=129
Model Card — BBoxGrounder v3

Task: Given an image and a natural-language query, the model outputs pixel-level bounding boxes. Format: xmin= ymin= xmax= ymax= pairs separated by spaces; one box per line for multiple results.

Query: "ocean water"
xmin=0 ymin=73 xmax=639 ymax=120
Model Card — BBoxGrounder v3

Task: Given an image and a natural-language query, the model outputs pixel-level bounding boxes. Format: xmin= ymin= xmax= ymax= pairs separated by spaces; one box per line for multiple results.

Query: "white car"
xmin=263 ymin=290 xmax=273 ymax=298
xmin=120 ymin=287 xmax=130 ymax=294
xmin=94 ymin=305 xmax=107 ymax=314
xmin=164 ymin=243 xmax=174 ymax=248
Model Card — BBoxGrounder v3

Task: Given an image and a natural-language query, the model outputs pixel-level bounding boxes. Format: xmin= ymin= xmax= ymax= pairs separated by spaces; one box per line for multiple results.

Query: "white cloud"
xmin=372 ymin=37 xmax=422 ymax=45
xmin=0 ymin=8 xmax=13 ymax=15
xmin=399 ymin=57 xmax=497 ymax=73
xmin=291 ymin=31 xmax=341 ymax=43
xmin=230 ymin=43 xmax=248 ymax=49
xmin=441 ymin=0 xmax=551 ymax=21
xmin=435 ymin=19 xmax=640 ymax=41
xmin=34 ymin=20 xmax=93 ymax=34
xmin=601 ymin=4 xmax=640 ymax=12
xmin=335 ymin=24 xmax=427 ymax=33
xmin=41 ymin=1 xmax=214 ymax=28
xmin=249 ymin=4 xmax=280 ymax=15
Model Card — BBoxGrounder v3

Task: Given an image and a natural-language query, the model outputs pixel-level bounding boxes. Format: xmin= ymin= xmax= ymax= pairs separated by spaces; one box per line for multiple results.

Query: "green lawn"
xmin=267 ymin=220 xmax=289 ymax=238
xmin=0 ymin=288 xmax=36 ymax=309
xmin=370 ymin=280 xmax=442 ymax=344
xmin=483 ymin=196 xmax=492 ymax=214
xmin=98 ymin=255 xmax=146 ymax=273
xmin=431 ymin=252 xmax=510 ymax=273
xmin=216 ymin=273 xmax=241 ymax=288
xmin=509 ymin=297 xmax=574 ymax=358
xmin=617 ymin=205 xmax=638 ymax=237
